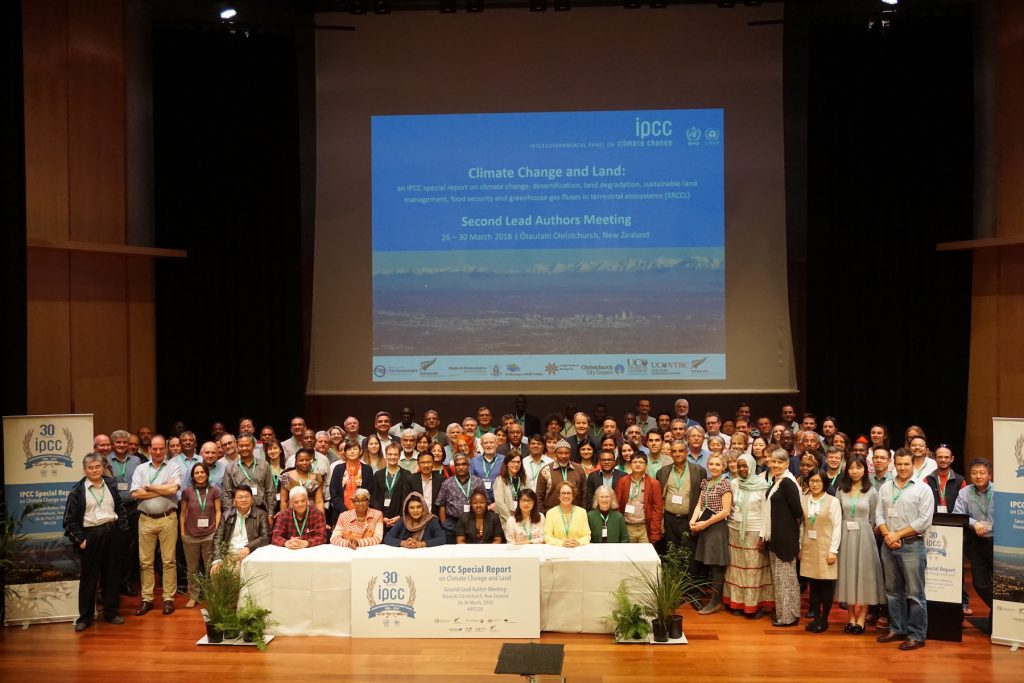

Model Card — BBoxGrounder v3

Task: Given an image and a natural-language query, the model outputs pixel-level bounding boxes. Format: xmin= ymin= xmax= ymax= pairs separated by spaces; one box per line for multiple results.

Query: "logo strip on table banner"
xmin=3 ymin=414 xmax=93 ymax=624
xmin=351 ymin=556 xmax=539 ymax=638
xmin=992 ymin=417 xmax=1024 ymax=647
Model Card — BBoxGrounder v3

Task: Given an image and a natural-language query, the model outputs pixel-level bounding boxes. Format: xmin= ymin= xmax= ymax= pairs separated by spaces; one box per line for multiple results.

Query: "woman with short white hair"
xmin=330 ymin=488 xmax=383 ymax=548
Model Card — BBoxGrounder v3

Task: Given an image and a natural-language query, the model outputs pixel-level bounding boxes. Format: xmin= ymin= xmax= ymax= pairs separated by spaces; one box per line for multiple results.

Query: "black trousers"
xmin=120 ymin=504 xmax=140 ymax=586
xmin=965 ymin=533 xmax=993 ymax=608
xmin=662 ymin=513 xmax=701 ymax=576
xmin=78 ymin=523 xmax=124 ymax=624
xmin=807 ymin=578 xmax=835 ymax=619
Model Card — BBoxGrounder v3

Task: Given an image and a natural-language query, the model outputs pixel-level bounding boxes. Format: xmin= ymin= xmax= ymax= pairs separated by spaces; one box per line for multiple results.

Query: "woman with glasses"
xmin=330 ymin=488 xmax=383 ymax=548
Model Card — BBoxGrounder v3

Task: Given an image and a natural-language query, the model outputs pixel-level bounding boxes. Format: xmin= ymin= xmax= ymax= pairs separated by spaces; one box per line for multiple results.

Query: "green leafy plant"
xmin=629 ymin=560 xmax=686 ymax=625
xmin=230 ymin=596 xmax=278 ymax=651
xmin=0 ymin=501 xmax=43 ymax=601
xmin=605 ymin=579 xmax=651 ymax=642
xmin=194 ymin=542 xmax=250 ymax=629
xmin=660 ymin=541 xmax=707 ymax=608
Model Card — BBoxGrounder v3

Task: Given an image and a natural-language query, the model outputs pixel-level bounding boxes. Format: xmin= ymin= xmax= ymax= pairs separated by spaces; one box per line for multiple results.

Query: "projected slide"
xmin=370 ymin=109 xmax=724 ymax=382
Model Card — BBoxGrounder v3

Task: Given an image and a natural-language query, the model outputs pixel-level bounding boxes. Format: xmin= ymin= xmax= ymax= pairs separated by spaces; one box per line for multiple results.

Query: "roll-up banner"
xmin=992 ymin=417 xmax=1024 ymax=648
xmin=3 ymin=414 xmax=93 ymax=625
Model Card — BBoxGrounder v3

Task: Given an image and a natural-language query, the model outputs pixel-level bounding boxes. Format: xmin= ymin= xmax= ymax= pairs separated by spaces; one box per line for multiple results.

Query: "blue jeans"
xmin=880 ymin=538 xmax=927 ymax=641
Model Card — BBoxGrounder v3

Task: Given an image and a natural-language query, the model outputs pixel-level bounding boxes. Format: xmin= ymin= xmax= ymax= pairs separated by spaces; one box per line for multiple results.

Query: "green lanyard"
xmin=511 ymin=478 xmax=521 ymax=499
xmin=971 ymin=486 xmax=992 ymax=520
xmin=829 ymin=472 xmax=840 ymax=489
xmin=600 ymin=512 xmax=609 ymax=527
xmin=560 ymin=465 xmax=570 ymax=480
xmin=936 ymin=472 xmax=950 ymax=506
xmin=849 ymin=490 xmax=861 ymax=518
xmin=385 ymin=469 xmax=399 ymax=495
xmin=630 ymin=477 xmax=644 ymax=500
xmin=456 ymin=476 xmax=472 ymax=500
xmin=482 ymin=458 xmax=497 ymax=479
xmin=521 ymin=521 xmax=533 ymax=542
xmin=196 ymin=487 xmax=208 ymax=513
xmin=891 ymin=480 xmax=911 ymax=506
xmin=240 ymin=460 xmax=256 ymax=483
xmin=808 ymin=495 xmax=823 ymax=526
xmin=271 ymin=469 xmax=280 ymax=491
xmin=559 ymin=507 xmax=575 ymax=536
xmin=88 ymin=483 xmax=106 ymax=507
xmin=528 ymin=459 xmax=543 ymax=480
xmin=113 ymin=457 xmax=128 ymax=478
xmin=673 ymin=466 xmax=688 ymax=493
xmin=148 ymin=463 xmax=165 ymax=484
xmin=292 ymin=510 xmax=308 ymax=538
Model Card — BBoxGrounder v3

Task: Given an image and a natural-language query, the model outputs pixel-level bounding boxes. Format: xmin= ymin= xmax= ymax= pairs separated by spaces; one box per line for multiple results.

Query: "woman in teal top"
xmin=587 ymin=485 xmax=629 ymax=543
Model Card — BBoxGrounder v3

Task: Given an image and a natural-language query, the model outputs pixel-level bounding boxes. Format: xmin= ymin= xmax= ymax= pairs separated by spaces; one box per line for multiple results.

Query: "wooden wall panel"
xmin=68 ymin=252 xmax=129 ymax=433
xmin=996 ymin=0 xmax=1024 ymax=238
xmin=26 ymin=250 xmax=72 ymax=415
xmin=126 ymin=257 xmax=156 ymax=431
xmin=67 ymin=0 xmax=125 ymax=245
xmin=21 ymin=0 xmax=69 ymax=242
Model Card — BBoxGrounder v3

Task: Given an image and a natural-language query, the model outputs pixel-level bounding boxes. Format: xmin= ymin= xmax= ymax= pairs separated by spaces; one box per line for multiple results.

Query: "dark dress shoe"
xmin=899 ymin=639 xmax=926 ymax=651
xmin=104 ymin=615 xmax=125 ymax=625
xmin=843 ymin=623 xmax=855 ymax=633
xmin=805 ymin=609 xmax=818 ymax=619
xmin=876 ymin=631 xmax=906 ymax=643
xmin=135 ymin=601 xmax=153 ymax=616
xmin=74 ymin=621 xmax=90 ymax=632
xmin=865 ymin=611 xmax=879 ymax=625
xmin=746 ymin=608 xmax=765 ymax=620
xmin=851 ymin=625 xmax=865 ymax=634
xmin=772 ymin=619 xmax=799 ymax=627
xmin=163 ymin=600 xmax=175 ymax=615
xmin=810 ymin=620 xmax=829 ymax=633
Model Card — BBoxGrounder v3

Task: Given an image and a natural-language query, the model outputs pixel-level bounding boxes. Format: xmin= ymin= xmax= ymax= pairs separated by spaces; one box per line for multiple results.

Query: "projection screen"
xmin=310 ymin=5 xmax=795 ymax=395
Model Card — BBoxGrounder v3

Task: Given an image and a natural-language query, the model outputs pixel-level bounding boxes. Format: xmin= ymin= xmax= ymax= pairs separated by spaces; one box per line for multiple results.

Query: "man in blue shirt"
xmin=953 ymin=457 xmax=994 ymax=624
xmin=470 ymin=432 xmax=504 ymax=503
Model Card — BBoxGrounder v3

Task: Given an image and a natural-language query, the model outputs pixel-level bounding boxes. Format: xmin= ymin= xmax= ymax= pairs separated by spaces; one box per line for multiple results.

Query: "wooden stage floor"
xmin=0 ymin=592 xmax=1017 ymax=683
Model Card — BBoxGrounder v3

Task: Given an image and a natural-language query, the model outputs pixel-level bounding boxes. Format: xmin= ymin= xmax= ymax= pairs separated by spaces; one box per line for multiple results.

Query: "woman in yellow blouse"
xmin=544 ymin=481 xmax=591 ymax=547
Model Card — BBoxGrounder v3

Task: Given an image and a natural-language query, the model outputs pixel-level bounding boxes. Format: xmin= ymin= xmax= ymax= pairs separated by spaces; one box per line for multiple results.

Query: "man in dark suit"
xmin=406 ymin=452 xmax=445 ymax=515
xmin=586 ymin=449 xmax=626 ymax=501
xmin=497 ymin=423 xmax=527 ymax=459
xmin=655 ymin=439 xmax=707 ymax=557
xmin=513 ymin=394 xmax=541 ymax=438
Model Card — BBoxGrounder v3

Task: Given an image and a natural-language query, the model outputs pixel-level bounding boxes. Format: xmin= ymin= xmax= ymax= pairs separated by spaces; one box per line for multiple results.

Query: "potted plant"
xmin=630 ymin=562 xmax=683 ymax=642
xmin=233 ymin=595 xmax=278 ymax=651
xmin=194 ymin=543 xmax=248 ymax=643
xmin=660 ymin=541 xmax=708 ymax=638
xmin=605 ymin=580 xmax=651 ymax=643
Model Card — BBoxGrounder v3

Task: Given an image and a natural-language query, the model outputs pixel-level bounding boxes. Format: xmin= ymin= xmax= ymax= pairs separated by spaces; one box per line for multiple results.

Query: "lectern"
xmin=925 ymin=512 xmax=968 ymax=642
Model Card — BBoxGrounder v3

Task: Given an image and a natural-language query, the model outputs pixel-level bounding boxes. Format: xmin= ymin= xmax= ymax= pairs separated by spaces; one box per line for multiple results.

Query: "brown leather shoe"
xmin=162 ymin=600 xmax=175 ymax=615
xmin=899 ymin=639 xmax=926 ymax=651
xmin=135 ymin=601 xmax=153 ymax=616
xmin=876 ymin=631 xmax=906 ymax=643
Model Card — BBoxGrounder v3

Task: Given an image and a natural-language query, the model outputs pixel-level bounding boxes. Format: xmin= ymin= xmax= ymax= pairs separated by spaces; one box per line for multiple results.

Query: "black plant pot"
xmin=243 ymin=632 xmax=256 ymax=643
xmin=669 ymin=614 xmax=683 ymax=640
xmin=652 ymin=618 xmax=669 ymax=642
xmin=205 ymin=621 xmax=224 ymax=644
xmin=223 ymin=629 xmax=240 ymax=640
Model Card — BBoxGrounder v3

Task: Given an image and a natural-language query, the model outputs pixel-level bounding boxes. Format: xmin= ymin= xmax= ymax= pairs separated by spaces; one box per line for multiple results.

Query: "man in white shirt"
xmin=130 ymin=435 xmax=182 ymax=616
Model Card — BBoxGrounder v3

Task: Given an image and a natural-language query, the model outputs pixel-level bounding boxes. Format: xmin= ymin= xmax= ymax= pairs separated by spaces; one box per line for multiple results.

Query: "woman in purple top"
xmin=179 ymin=462 xmax=221 ymax=607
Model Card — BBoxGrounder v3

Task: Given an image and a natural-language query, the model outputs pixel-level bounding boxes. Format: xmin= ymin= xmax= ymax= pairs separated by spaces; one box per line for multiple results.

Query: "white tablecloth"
xmin=240 ymin=542 xmax=660 ymax=636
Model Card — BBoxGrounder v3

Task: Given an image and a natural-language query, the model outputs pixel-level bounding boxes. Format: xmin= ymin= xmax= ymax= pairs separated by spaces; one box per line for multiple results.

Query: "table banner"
xmin=351 ymin=555 xmax=540 ymax=638
xmin=992 ymin=417 xmax=1024 ymax=647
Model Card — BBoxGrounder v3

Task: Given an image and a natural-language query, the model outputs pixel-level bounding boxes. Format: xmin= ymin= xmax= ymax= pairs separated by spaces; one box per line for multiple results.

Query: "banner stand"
xmin=925 ymin=512 xmax=968 ymax=642
xmin=991 ymin=417 xmax=1024 ymax=649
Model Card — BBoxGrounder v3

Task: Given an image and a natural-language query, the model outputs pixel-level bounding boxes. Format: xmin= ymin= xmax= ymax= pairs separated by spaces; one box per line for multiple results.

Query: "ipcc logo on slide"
xmin=22 ymin=423 xmax=75 ymax=476
xmin=366 ymin=570 xmax=417 ymax=622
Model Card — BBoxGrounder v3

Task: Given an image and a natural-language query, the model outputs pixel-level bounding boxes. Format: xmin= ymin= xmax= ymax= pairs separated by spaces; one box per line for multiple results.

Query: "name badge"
xmin=251 ymin=486 xmax=258 ymax=497
xmin=624 ymin=504 xmax=637 ymax=514
xmin=463 ymin=504 xmax=470 ymax=513
xmin=117 ymin=482 xmax=129 ymax=491
xmin=384 ymin=498 xmax=392 ymax=507
xmin=807 ymin=529 xmax=818 ymax=539
xmin=846 ymin=521 xmax=860 ymax=531
xmin=887 ymin=509 xmax=899 ymax=519
xmin=671 ymin=494 xmax=683 ymax=505
xmin=197 ymin=518 xmax=210 ymax=528
xmin=937 ymin=505 xmax=948 ymax=514
xmin=511 ymin=501 xmax=518 ymax=511
xmin=602 ymin=527 xmax=608 ymax=538
xmin=484 ymin=480 xmax=492 ymax=490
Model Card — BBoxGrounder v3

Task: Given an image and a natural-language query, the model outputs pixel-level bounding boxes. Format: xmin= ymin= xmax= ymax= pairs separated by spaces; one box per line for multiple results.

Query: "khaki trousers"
xmin=138 ymin=513 xmax=178 ymax=602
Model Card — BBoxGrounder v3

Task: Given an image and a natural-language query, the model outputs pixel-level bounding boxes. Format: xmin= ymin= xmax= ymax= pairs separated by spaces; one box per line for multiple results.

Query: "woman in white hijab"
xmin=723 ymin=453 xmax=772 ymax=619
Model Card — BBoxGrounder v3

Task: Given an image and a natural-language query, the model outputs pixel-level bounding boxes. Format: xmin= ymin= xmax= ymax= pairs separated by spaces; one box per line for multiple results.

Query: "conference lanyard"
xmin=482 ymin=458 xmax=497 ymax=479
xmin=87 ymin=483 xmax=106 ymax=507
xmin=385 ymin=470 xmax=399 ymax=495
xmin=849 ymin=490 xmax=861 ymax=517
xmin=511 ymin=478 xmax=521 ymax=499
xmin=113 ymin=458 xmax=127 ymax=479
xmin=560 ymin=465 xmax=570 ymax=481
xmin=196 ymin=487 xmax=208 ymax=513
xmin=521 ymin=521 xmax=533 ymax=542
xmin=891 ymin=480 xmax=911 ymax=506
xmin=630 ymin=478 xmax=644 ymax=501
xmin=600 ymin=512 xmax=609 ymax=527
xmin=292 ymin=511 xmax=308 ymax=538
xmin=528 ymin=460 xmax=543 ymax=480
xmin=971 ymin=486 xmax=992 ymax=520
xmin=456 ymin=476 xmax=472 ymax=500
xmin=703 ymin=474 xmax=723 ymax=506
xmin=673 ymin=466 xmax=688 ymax=493
xmin=240 ymin=460 xmax=256 ymax=483
xmin=560 ymin=508 xmax=574 ymax=536
xmin=271 ymin=469 xmax=280 ymax=491
xmin=936 ymin=472 xmax=950 ymax=507
xmin=808 ymin=496 xmax=822 ymax=526
xmin=299 ymin=470 xmax=314 ymax=488
xmin=829 ymin=473 xmax=840 ymax=490
xmin=148 ymin=463 xmax=165 ymax=484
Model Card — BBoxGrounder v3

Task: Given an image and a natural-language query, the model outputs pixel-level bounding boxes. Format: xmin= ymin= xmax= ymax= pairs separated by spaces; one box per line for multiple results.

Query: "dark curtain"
xmin=803 ymin=10 xmax=974 ymax=454
xmin=2 ymin=1 xmax=27 ymax=488
xmin=153 ymin=26 xmax=306 ymax=438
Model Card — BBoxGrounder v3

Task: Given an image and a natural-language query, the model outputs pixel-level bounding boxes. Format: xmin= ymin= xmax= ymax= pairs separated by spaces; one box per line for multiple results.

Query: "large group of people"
xmin=63 ymin=396 xmax=996 ymax=651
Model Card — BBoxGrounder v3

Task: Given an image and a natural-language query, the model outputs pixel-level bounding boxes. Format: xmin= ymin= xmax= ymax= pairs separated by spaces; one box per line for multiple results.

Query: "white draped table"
xmin=240 ymin=542 xmax=659 ymax=637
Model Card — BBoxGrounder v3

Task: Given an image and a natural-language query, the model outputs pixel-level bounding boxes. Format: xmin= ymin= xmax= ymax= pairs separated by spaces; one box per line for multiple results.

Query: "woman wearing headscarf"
xmin=723 ymin=453 xmax=772 ymax=619
xmin=383 ymin=491 xmax=445 ymax=548
xmin=762 ymin=448 xmax=804 ymax=627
